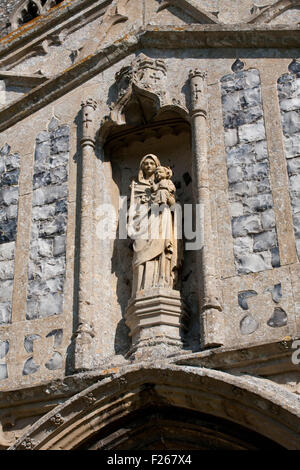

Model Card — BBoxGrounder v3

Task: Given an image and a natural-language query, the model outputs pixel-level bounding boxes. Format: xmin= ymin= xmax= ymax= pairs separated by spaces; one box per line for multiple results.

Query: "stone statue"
xmin=128 ymin=154 xmax=181 ymax=296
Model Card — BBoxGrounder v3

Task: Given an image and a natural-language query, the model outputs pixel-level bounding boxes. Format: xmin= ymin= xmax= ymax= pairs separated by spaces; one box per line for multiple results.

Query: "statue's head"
xmin=138 ymin=154 xmax=161 ymax=183
xmin=155 ymin=166 xmax=172 ymax=182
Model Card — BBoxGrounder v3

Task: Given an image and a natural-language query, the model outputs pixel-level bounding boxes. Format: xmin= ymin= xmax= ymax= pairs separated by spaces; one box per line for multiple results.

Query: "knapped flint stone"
xmin=256 ymin=178 xmax=271 ymax=194
xmin=36 ymin=131 xmax=50 ymax=144
xmin=288 ymin=59 xmax=300 ymax=75
xmin=293 ymin=213 xmax=300 ymax=237
xmin=230 ymin=201 xmax=244 ymax=217
xmin=267 ymin=307 xmax=288 ymax=328
xmin=55 ymin=199 xmax=67 ymax=214
xmin=0 ymin=241 xmax=15 ymax=261
xmin=39 ymin=214 xmax=66 ymax=238
xmin=277 ymin=74 xmax=295 ymax=100
xmin=22 ymin=357 xmax=40 ymax=375
xmin=0 ymin=218 xmax=17 ymax=244
xmin=53 ymin=125 xmax=69 ymax=139
xmin=0 ymin=302 xmax=11 ymax=324
xmin=226 ymin=143 xmax=256 ymax=166
xmin=224 ymin=128 xmax=238 ymax=147
xmin=244 ymin=69 xmax=260 ymax=89
xmin=51 ymin=135 xmax=69 ymax=155
xmin=221 ymin=91 xmax=241 ymax=114
xmin=289 ymin=173 xmax=300 ymax=194
xmin=238 ymin=290 xmax=258 ymax=310
xmin=287 ymin=156 xmax=300 ymax=175
xmin=229 ymin=180 xmax=258 ymax=198
xmin=227 ymin=165 xmax=243 ymax=184
xmin=0 ymin=340 xmax=9 ymax=359
xmin=45 ymin=351 xmax=63 ymax=370
xmin=268 ymin=283 xmax=283 ymax=304
xmin=233 ymin=236 xmax=253 ymax=255
xmin=0 ymin=158 xmax=4 ymax=174
xmin=0 ymin=280 xmax=13 ymax=302
xmin=5 ymin=153 xmax=20 ymax=171
xmin=24 ymin=334 xmax=41 ymax=353
xmin=50 ymin=166 xmax=68 ymax=185
xmin=232 ymin=214 xmax=261 ymax=237
xmin=1 ymin=187 xmax=18 ymax=206
xmin=280 ymin=97 xmax=300 ymax=112
xmin=49 ymin=153 xmax=69 ymax=169
xmin=39 ymin=293 xmax=63 ymax=317
xmin=291 ymin=195 xmax=300 ymax=215
xmin=261 ymin=209 xmax=276 ymax=230
xmin=46 ymin=329 xmax=63 ymax=348
xmin=282 ymin=110 xmax=300 ymax=136
xmin=240 ymin=87 xmax=262 ymax=108
xmin=271 ymin=247 xmax=281 ymax=267
xmin=253 ymin=229 xmax=277 ymax=252
xmin=242 ymin=162 xmax=269 ymax=181
xmin=238 ymin=119 xmax=266 ymax=143
xmin=231 ymin=59 xmax=245 ymax=72
xmin=1 ymin=168 xmax=20 ymax=186
xmin=35 ymin=141 xmax=51 ymax=160
xmin=255 ymin=140 xmax=268 ymax=162
xmin=41 ymin=257 xmax=66 ymax=280
xmin=6 ymin=204 xmax=17 ymax=219
xmin=33 ymin=171 xmax=52 ymax=189
xmin=0 ymin=364 xmax=8 ymax=380
xmin=32 ymin=204 xmax=56 ymax=221
xmin=240 ymin=314 xmax=259 ymax=335
xmin=243 ymin=193 xmax=273 ymax=213
xmin=37 ymin=238 xmax=53 ymax=258
xmin=284 ymin=133 xmax=300 ymax=158
xmin=0 ymin=144 xmax=10 ymax=156
xmin=48 ymin=117 xmax=59 ymax=132
xmin=236 ymin=252 xmax=272 ymax=274
xmin=53 ymin=235 xmax=66 ymax=257
xmin=0 ymin=260 xmax=14 ymax=280
xmin=32 ymin=184 xmax=68 ymax=206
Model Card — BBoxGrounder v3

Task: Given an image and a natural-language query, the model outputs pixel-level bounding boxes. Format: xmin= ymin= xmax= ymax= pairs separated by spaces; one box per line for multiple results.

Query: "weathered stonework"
xmin=0 ymin=144 xmax=20 ymax=325
xmin=278 ymin=62 xmax=300 ymax=260
xmin=221 ymin=67 xmax=280 ymax=275
xmin=26 ymin=120 xmax=69 ymax=320
xmin=0 ymin=0 xmax=299 ymax=452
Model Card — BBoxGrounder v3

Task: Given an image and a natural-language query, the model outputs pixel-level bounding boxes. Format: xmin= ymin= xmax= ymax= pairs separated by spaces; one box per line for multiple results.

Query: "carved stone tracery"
xmin=10 ymin=0 xmax=63 ymax=29
xmin=101 ymin=53 xmax=189 ymax=147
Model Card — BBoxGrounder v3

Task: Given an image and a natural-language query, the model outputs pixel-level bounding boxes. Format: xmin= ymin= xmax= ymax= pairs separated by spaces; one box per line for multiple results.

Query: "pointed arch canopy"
xmin=10 ymin=0 xmax=64 ymax=30
xmin=9 ymin=365 xmax=300 ymax=450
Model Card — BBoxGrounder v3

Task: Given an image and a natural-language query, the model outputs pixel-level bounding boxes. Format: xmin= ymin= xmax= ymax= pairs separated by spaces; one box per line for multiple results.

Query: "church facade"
xmin=0 ymin=0 xmax=299 ymax=450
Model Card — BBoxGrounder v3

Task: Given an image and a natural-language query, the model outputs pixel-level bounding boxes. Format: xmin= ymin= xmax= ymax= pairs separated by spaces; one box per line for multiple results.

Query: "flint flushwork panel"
xmin=278 ymin=68 xmax=300 ymax=259
xmin=26 ymin=121 xmax=69 ymax=320
xmin=0 ymin=144 xmax=20 ymax=325
xmin=221 ymin=68 xmax=280 ymax=275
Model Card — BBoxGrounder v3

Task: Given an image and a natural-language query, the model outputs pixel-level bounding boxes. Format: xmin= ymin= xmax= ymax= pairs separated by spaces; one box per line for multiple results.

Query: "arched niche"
xmin=95 ymin=55 xmax=200 ymax=356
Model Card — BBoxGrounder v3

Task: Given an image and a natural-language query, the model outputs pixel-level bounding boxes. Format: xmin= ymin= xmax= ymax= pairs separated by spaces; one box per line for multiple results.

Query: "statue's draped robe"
xmin=128 ymin=181 xmax=180 ymax=295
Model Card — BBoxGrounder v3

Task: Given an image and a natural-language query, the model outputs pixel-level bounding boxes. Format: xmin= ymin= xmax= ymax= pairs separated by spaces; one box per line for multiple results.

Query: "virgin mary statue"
xmin=128 ymin=154 xmax=181 ymax=296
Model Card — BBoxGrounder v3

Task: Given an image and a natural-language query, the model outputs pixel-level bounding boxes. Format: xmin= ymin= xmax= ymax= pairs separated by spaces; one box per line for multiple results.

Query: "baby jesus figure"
xmin=151 ymin=166 xmax=176 ymax=207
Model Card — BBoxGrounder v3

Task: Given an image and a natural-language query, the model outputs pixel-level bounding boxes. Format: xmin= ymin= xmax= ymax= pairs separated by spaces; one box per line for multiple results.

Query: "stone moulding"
xmin=1 ymin=25 xmax=300 ymax=134
xmin=7 ymin=364 xmax=300 ymax=450
xmin=125 ymin=288 xmax=189 ymax=355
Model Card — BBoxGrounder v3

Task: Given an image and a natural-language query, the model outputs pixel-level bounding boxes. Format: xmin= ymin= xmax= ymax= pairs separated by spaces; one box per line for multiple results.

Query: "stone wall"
xmin=221 ymin=67 xmax=280 ymax=275
xmin=0 ymin=143 xmax=20 ymax=325
xmin=26 ymin=118 xmax=69 ymax=320
xmin=278 ymin=62 xmax=300 ymax=260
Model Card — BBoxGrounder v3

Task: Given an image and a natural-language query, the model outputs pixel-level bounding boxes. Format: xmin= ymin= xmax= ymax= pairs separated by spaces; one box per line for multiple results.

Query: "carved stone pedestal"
xmin=125 ymin=288 xmax=189 ymax=360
